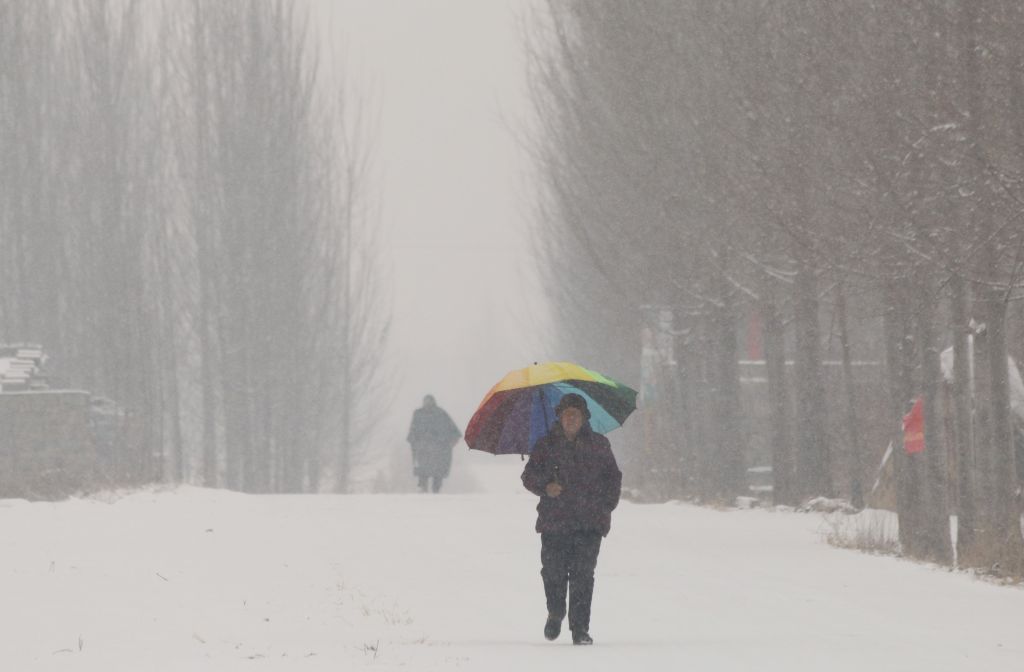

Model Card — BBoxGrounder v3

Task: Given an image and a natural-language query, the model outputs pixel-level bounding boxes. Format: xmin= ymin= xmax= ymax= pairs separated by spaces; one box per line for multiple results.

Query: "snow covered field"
xmin=3 ymin=469 xmax=1024 ymax=671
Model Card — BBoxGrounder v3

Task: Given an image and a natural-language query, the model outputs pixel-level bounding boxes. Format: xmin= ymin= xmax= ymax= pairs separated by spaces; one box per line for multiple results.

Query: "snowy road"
xmin=3 ymin=483 xmax=1024 ymax=671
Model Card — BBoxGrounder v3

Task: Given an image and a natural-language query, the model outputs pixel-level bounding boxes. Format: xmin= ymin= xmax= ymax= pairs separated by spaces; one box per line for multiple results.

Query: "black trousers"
xmin=540 ymin=530 xmax=602 ymax=634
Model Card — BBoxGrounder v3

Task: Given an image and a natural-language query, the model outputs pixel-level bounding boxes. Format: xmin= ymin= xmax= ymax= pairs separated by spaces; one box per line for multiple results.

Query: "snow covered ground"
xmin=3 ymin=467 xmax=1024 ymax=671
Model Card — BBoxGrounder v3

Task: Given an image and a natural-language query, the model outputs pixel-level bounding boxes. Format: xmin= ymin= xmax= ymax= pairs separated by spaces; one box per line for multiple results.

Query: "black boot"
xmin=544 ymin=613 xmax=562 ymax=641
xmin=572 ymin=630 xmax=593 ymax=646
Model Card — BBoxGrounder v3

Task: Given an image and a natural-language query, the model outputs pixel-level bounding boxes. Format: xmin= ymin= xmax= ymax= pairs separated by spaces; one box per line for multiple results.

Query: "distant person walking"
xmin=406 ymin=395 xmax=462 ymax=493
xmin=521 ymin=393 xmax=622 ymax=646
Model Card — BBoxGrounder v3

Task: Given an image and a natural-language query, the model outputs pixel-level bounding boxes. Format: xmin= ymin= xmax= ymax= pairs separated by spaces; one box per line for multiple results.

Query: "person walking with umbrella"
xmin=406 ymin=394 xmax=461 ymax=493
xmin=465 ymin=362 xmax=635 ymax=644
xmin=521 ymin=392 xmax=622 ymax=646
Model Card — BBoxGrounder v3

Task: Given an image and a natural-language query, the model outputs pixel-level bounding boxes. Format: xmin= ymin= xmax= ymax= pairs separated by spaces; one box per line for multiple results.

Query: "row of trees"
xmin=0 ymin=0 xmax=387 ymax=492
xmin=528 ymin=1 xmax=1024 ymax=574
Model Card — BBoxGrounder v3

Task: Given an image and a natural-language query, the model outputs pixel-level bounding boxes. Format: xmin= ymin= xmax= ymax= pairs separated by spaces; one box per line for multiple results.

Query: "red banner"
xmin=902 ymin=397 xmax=925 ymax=454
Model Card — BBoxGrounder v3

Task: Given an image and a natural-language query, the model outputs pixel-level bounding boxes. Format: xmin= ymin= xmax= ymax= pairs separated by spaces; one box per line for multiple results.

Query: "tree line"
xmin=0 ymin=0 xmax=387 ymax=493
xmin=528 ymin=1 xmax=1024 ymax=575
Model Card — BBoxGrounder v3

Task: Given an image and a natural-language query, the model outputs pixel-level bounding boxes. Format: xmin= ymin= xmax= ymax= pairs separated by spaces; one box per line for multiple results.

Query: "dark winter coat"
xmin=407 ymin=405 xmax=462 ymax=478
xmin=521 ymin=423 xmax=622 ymax=536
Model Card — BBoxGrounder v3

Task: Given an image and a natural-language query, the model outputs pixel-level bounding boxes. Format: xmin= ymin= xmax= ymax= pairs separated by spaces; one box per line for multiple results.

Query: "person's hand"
xmin=545 ymin=482 xmax=563 ymax=498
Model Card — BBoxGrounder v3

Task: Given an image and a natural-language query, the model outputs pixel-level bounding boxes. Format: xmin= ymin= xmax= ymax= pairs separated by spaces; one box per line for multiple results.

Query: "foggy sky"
xmin=313 ymin=0 xmax=547 ymax=474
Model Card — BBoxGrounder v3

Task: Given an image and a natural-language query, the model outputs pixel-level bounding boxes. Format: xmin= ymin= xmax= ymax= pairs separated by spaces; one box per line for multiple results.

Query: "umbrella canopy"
xmin=465 ymin=361 xmax=637 ymax=455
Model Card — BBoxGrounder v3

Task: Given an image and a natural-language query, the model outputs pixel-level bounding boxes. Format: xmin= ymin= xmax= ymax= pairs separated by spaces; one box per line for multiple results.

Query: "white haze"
xmin=311 ymin=0 xmax=547 ymax=489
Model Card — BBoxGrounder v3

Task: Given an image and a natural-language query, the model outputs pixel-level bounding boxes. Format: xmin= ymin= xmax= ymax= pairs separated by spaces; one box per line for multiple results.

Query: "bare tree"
xmin=525 ymin=0 xmax=1024 ymax=576
xmin=1 ymin=0 xmax=387 ymax=496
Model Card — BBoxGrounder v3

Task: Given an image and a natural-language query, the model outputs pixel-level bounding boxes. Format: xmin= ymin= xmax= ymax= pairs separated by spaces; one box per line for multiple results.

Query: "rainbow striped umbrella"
xmin=465 ymin=361 xmax=637 ymax=455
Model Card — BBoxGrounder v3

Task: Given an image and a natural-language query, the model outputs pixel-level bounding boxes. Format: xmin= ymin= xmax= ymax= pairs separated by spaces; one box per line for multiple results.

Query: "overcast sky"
xmin=311 ymin=0 xmax=547 ymax=473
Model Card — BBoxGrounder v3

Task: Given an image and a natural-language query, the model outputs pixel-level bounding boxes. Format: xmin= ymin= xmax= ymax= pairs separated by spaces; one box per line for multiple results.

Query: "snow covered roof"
xmin=0 ymin=344 xmax=48 ymax=392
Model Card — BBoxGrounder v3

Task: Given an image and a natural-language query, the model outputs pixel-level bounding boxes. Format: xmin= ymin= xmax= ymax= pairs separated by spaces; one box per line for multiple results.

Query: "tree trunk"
xmin=883 ymin=280 xmax=921 ymax=555
xmin=762 ymin=282 xmax=795 ymax=506
xmin=714 ymin=282 xmax=746 ymax=502
xmin=916 ymin=277 xmax=953 ymax=564
xmin=949 ymin=273 xmax=976 ymax=563
xmin=982 ymin=288 xmax=1024 ymax=574
xmin=835 ymin=280 xmax=864 ymax=509
xmin=958 ymin=284 xmax=1024 ymax=575
xmin=793 ymin=260 xmax=830 ymax=500
xmin=692 ymin=320 xmax=716 ymax=503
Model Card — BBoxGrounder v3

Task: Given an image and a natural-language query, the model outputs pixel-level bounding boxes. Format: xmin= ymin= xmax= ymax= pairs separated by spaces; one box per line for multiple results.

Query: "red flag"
xmin=902 ymin=397 xmax=925 ymax=454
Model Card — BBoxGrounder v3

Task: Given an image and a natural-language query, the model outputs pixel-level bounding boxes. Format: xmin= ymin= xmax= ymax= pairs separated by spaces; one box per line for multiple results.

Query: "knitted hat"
xmin=554 ymin=393 xmax=591 ymax=419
